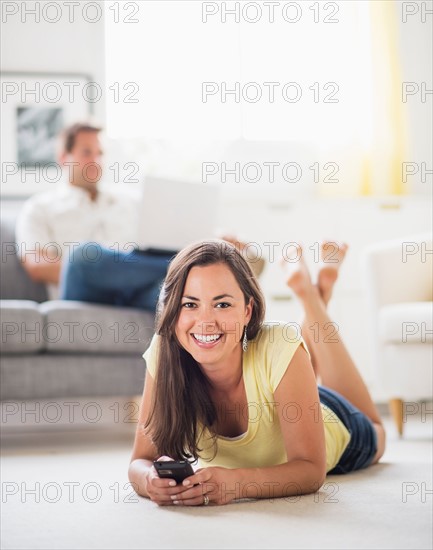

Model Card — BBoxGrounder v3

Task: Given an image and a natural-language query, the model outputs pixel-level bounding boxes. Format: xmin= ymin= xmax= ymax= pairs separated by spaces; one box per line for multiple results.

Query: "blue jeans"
xmin=59 ymin=243 xmax=175 ymax=311
xmin=318 ymin=386 xmax=378 ymax=475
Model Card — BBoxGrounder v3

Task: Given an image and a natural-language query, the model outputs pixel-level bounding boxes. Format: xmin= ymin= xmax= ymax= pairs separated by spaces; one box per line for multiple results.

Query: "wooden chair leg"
xmin=388 ymin=398 xmax=404 ymax=437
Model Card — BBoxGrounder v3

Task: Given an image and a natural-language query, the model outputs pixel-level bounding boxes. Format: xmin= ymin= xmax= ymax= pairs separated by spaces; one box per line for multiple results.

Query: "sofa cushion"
xmin=39 ymin=301 xmax=155 ymax=354
xmin=1 ymin=353 xmax=147 ymax=400
xmin=0 ymin=215 xmax=49 ymax=302
xmin=379 ymin=302 xmax=433 ymax=344
xmin=1 ymin=300 xmax=46 ymax=353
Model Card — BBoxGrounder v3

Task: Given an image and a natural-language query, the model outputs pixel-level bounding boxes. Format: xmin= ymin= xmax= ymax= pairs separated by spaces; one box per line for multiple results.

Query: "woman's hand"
xmin=146 ymin=458 xmax=238 ymax=507
xmin=172 ymin=466 xmax=239 ymax=507
xmin=144 ymin=456 xmax=191 ymax=506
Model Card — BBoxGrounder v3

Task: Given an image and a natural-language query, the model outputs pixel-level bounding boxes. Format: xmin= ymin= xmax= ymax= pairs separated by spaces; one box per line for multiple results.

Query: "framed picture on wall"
xmin=0 ymin=71 xmax=94 ymax=196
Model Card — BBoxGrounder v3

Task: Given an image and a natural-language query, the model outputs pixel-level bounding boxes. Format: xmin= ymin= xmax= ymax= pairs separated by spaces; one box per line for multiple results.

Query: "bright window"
xmin=104 ymin=1 xmax=374 ymax=148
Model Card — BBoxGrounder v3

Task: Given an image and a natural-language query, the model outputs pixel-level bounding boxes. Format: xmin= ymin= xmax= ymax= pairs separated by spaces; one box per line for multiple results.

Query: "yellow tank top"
xmin=143 ymin=323 xmax=351 ymax=473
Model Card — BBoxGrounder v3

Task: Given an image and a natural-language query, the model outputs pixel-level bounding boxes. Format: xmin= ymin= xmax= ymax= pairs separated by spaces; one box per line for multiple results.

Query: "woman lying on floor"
xmin=128 ymin=240 xmax=386 ymax=506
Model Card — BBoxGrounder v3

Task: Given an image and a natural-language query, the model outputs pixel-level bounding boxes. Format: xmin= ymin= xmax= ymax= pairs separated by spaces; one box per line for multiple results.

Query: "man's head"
xmin=59 ymin=123 xmax=103 ymax=196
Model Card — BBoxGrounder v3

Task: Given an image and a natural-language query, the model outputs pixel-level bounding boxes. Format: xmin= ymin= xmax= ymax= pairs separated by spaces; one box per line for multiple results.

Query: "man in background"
xmin=17 ymin=123 xmax=264 ymax=311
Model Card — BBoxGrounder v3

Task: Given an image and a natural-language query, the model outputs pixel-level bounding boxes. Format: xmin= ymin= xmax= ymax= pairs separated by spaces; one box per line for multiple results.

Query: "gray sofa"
xmin=1 ymin=215 xmax=154 ymax=401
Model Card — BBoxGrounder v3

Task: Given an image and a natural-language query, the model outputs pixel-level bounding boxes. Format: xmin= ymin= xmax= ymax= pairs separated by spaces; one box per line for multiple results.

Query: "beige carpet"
xmin=1 ymin=414 xmax=432 ymax=550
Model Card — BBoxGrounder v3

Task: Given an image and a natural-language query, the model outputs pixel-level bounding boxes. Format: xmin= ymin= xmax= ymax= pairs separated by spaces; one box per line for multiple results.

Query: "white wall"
xmin=0 ymin=1 xmax=106 ymax=198
xmin=1 ymin=1 xmax=106 ymax=123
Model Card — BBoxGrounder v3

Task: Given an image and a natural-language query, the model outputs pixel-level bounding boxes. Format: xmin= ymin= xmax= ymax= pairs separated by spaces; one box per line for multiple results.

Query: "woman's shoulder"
xmin=247 ymin=321 xmax=307 ymax=392
xmin=252 ymin=321 xmax=302 ymax=351
xmin=142 ymin=333 xmax=161 ymax=377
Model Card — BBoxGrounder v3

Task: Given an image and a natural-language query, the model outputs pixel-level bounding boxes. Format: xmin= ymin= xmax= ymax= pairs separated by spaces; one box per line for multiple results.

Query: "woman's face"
xmin=175 ymin=263 xmax=252 ymax=369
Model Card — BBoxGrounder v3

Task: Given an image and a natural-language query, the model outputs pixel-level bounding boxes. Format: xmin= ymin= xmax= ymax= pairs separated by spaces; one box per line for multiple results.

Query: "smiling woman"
xmin=176 ymin=263 xmax=253 ymax=369
xmin=142 ymin=242 xmax=264 ymax=465
xmin=128 ymin=239 xmax=386 ymax=506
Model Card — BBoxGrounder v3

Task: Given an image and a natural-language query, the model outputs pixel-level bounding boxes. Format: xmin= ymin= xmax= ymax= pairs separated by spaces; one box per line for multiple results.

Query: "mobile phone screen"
xmin=153 ymin=460 xmax=195 ymax=484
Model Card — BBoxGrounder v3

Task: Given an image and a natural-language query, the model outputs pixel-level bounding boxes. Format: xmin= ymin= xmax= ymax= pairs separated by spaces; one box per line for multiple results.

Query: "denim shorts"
xmin=318 ymin=386 xmax=378 ymax=475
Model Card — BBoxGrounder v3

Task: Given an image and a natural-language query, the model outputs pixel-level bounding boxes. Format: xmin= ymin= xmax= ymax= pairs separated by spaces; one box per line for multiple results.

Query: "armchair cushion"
xmin=379 ymin=301 xmax=433 ymax=344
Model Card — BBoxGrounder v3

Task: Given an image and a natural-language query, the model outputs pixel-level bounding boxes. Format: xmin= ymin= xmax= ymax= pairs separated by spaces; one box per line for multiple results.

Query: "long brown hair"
xmin=145 ymin=239 xmax=266 ymax=461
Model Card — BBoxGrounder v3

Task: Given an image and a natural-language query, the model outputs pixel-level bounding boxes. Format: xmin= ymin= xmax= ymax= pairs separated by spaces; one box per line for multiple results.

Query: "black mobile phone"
xmin=153 ymin=460 xmax=195 ymax=484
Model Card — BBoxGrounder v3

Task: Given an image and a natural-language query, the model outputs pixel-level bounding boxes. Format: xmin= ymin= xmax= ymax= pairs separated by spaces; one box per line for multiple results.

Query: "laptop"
xmin=137 ymin=176 xmax=221 ymax=254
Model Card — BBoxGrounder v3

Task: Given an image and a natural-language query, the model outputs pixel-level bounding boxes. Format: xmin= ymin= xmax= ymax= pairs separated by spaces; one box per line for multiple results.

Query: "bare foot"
xmin=317 ymin=241 xmax=348 ymax=305
xmin=220 ymin=234 xmax=246 ymax=251
xmin=281 ymin=243 xmax=316 ymax=300
xmin=220 ymin=234 xmax=265 ymax=278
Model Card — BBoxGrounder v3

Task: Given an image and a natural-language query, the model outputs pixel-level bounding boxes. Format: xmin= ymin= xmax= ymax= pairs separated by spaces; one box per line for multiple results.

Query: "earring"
xmin=242 ymin=325 xmax=248 ymax=352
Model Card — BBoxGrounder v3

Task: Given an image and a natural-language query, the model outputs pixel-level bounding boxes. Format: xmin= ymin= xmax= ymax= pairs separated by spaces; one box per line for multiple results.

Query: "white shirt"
xmin=16 ymin=184 xmax=140 ymax=299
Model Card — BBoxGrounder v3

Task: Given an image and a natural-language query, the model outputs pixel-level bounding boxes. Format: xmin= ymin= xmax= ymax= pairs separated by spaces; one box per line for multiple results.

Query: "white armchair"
xmin=362 ymin=234 xmax=433 ymax=436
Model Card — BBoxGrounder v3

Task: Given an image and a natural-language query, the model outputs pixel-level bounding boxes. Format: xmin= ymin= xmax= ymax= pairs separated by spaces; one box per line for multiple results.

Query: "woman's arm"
xmin=128 ymin=372 xmax=159 ymax=497
xmin=235 ymin=344 xmax=326 ymax=500
xmin=170 ymin=345 xmax=327 ymax=505
xmin=128 ymin=373 xmax=191 ymax=504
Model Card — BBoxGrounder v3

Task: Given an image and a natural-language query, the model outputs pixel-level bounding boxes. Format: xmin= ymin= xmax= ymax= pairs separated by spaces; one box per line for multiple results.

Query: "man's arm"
xmin=21 ymin=251 xmax=62 ymax=284
xmin=15 ymin=200 xmax=62 ymax=285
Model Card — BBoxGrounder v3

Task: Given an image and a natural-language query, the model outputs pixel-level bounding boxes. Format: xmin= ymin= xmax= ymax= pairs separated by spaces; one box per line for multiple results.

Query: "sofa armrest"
xmin=362 ymin=233 xmax=432 ymax=312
